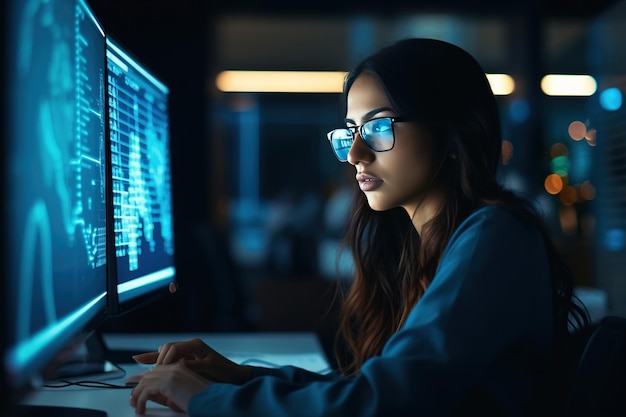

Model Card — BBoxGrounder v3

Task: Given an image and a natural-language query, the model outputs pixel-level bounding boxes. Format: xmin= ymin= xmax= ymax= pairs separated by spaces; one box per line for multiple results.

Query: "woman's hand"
xmin=132 ymin=338 xmax=253 ymax=385
xmin=129 ymin=362 xmax=209 ymax=414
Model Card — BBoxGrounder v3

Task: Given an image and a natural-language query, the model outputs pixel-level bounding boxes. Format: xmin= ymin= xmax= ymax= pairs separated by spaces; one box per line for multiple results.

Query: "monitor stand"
xmin=14 ymin=333 xmax=123 ymax=417
xmin=88 ymin=330 xmax=145 ymax=364
xmin=42 ymin=331 xmax=126 ymax=384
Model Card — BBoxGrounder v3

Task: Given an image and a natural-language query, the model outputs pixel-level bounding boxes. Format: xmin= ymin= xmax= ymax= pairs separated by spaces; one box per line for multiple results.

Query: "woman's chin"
xmin=365 ymin=197 xmax=392 ymax=212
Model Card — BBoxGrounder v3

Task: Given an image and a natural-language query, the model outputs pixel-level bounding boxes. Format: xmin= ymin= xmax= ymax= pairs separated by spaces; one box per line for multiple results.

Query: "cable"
xmin=42 ymin=361 xmax=130 ymax=389
xmin=43 ymin=380 xmax=131 ymax=389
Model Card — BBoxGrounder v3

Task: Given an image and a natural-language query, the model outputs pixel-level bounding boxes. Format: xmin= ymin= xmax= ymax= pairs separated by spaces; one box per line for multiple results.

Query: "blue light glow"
xmin=604 ymin=228 xmax=625 ymax=251
xmin=508 ymin=99 xmax=530 ymax=123
xmin=117 ymin=266 xmax=176 ymax=303
xmin=7 ymin=293 xmax=106 ymax=374
xmin=599 ymin=87 xmax=622 ymax=111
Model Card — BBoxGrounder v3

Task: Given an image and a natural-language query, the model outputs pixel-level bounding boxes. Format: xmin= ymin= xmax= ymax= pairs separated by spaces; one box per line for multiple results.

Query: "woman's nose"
xmin=346 ymin=132 xmax=373 ymax=166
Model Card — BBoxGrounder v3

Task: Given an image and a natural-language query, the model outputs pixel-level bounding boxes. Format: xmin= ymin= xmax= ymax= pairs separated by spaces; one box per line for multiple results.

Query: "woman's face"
xmin=346 ymin=72 xmax=442 ymax=217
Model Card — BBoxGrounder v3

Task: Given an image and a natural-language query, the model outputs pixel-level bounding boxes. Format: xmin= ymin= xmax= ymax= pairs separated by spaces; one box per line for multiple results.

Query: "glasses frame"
xmin=326 ymin=116 xmax=410 ymax=162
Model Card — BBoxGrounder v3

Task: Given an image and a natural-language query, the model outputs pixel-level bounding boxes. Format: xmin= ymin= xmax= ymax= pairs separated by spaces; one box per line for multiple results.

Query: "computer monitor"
xmin=105 ymin=36 xmax=176 ymax=318
xmin=3 ymin=0 xmax=113 ymax=413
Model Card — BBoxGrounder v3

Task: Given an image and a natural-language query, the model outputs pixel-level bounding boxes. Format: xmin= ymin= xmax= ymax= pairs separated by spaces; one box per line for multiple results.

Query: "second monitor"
xmin=105 ymin=37 xmax=176 ymax=316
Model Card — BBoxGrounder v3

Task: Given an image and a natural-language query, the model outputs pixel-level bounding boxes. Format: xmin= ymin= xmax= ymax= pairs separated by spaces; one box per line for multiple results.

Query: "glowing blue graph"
xmin=107 ymin=40 xmax=175 ymax=283
xmin=6 ymin=0 xmax=107 ymax=372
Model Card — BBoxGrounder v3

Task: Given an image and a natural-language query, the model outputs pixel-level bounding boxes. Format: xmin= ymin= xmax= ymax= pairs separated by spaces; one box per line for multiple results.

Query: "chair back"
xmin=566 ymin=315 xmax=626 ymax=417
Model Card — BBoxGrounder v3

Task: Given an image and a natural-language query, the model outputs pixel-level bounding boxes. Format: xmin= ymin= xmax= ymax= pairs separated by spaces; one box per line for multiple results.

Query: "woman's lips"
xmin=356 ymin=173 xmax=383 ymax=192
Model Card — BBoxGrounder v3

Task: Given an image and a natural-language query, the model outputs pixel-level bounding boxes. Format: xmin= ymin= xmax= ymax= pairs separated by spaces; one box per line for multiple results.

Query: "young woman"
xmin=129 ymin=38 xmax=590 ymax=417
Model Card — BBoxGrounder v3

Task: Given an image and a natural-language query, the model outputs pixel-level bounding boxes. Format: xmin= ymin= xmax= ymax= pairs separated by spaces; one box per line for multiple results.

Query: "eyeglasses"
xmin=326 ymin=117 xmax=410 ymax=162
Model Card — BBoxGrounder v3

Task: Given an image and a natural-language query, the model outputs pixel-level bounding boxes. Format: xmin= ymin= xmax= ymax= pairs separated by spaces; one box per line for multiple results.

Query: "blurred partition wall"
xmin=590 ymin=0 xmax=626 ymax=317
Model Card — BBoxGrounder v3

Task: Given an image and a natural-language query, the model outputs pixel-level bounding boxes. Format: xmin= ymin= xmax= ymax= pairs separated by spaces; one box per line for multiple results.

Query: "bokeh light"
xmin=544 ymin=174 xmax=563 ymax=195
xmin=599 ymin=87 xmax=622 ymax=111
xmin=568 ymin=120 xmax=587 ymax=141
xmin=541 ymin=74 xmax=597 ymax=96
xmin=485 ymin=74 xmax=515 ymax=95
xmin=502 ymin=140 xmax=514 ymax=165
xmin=559 ymin=206 xmax=578 ymax=235
xmin=585 ymin=128 xmax=597 ymax=146
xmin=550 ymin=143 xmax=568 ymax=158
xmin=550 ymin=155 xmax=570 ymax=177
xmin=580 ymin=180 xmax=596 ymax=200
xmin=216 ymin=70 xmax=347 ymax=93
xmin=559 ymin=185 xmax=578 ymax=206
xmin=605 ymin=228 xmax=626 ymax=251
xmin=508 ymin=99 xmax=530 ymax=123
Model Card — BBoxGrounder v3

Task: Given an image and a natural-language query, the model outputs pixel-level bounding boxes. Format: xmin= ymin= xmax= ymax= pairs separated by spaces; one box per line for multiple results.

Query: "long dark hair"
xmin=334 ymin=38 xmax=590 ymax=376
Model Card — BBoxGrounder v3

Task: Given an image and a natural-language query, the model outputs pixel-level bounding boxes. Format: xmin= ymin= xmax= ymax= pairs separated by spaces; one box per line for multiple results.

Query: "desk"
xmin=20 ymin=332 xmax=330 ymax=417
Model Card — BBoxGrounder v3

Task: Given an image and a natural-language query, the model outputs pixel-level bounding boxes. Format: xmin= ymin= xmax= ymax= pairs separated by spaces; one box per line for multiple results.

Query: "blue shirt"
xmin=189 ymin=205 xmax=554 ymax=417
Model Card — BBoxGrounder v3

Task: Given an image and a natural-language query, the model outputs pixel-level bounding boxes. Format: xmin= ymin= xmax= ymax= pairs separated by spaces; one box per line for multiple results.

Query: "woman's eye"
xmin=371 ymin=122 xmax=390 ymax=133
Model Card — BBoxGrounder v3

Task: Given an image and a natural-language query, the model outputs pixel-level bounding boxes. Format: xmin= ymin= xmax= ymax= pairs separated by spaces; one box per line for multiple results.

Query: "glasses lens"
xmin=362 ymin=118 xmax=394 ymax=151
xmin=328 ymin=129 xmax=353 ymax=162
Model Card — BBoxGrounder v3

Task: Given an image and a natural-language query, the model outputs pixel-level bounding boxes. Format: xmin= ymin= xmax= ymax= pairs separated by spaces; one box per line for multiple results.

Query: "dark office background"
xmin=90 ymin=0 xmax=626 ymax=358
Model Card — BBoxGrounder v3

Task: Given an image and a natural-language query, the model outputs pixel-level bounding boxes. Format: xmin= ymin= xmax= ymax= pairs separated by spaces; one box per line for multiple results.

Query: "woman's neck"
xmin=405 ymin=187 xmax=446 ymax=235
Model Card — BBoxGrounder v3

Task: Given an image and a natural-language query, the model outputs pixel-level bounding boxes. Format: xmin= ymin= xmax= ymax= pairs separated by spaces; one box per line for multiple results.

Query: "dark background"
xmin=89 ymin=0 xmax=623 ymax=359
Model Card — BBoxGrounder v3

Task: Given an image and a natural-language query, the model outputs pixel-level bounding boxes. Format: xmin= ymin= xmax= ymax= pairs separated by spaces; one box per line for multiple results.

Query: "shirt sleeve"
xmin=188 ymin=206 xmax=553 ymax=417
xmin=249 ymin=365 xmax=339 ymax=383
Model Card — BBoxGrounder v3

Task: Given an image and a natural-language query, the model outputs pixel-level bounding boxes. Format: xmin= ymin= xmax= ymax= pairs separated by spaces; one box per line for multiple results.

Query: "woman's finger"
xmin=132 ymin=352 xmax=159 ymax=364
xmin=131 ymin=387 xmax=168 ymax=415
xmin=129 ymin=363 xmax=210 ymax=414
xmin=130 ymin=366 xmax=177 ymax=414
xmin=133 ymin=339 xmax=215 ymax=366
xmin=158 ymin=338 xmax=209 ymax=364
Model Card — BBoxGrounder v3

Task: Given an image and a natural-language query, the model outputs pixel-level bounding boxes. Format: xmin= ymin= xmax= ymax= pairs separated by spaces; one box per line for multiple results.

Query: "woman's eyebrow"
xmin=345 ymin=106 xmax=394 ymax=125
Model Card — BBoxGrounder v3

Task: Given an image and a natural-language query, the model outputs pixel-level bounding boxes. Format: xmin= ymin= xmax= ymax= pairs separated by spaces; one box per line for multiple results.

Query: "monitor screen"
xmin=105 ymin=37 xmax=176 ymax=314
xmin=3 ymin=0 xmax=108 ymax=396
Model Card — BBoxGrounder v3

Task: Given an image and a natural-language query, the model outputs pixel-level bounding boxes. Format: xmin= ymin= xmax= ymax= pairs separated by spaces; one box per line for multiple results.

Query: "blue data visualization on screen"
xmin=106 ymin=38 xmax=176 ymax=305
xmin=4 ymin=0 xmax=107 ymax=386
